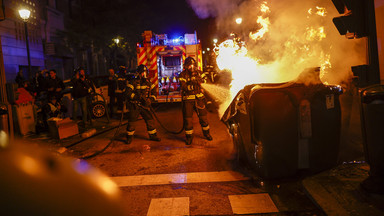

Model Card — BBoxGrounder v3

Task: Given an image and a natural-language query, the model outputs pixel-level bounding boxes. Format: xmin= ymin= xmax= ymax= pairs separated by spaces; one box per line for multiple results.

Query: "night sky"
xmin=132 ymin=0 xmax=216 ymax=49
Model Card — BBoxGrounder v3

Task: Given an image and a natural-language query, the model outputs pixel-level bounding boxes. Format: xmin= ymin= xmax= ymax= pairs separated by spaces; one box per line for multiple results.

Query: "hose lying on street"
xmin=149 ymin=105 xmax=184 ymax=135
xmin=79 ymin=111 xmax=125 ymax=160
xmin=71 ymin=101 xmax=185 ymax=159
xmin=148 ymin=98 xmax=208 ymax=135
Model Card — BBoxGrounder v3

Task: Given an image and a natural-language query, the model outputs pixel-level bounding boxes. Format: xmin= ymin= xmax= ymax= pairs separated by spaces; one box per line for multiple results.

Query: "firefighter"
xmin=179 ymin=57 xmax=212 ymax=145
xmin=124 ymin=64 xmax=160 ymax=144
xmin=204 ymin=65 xmax=218 ymax=83
xmin=115 ymin=66 xmax=127 ymax=114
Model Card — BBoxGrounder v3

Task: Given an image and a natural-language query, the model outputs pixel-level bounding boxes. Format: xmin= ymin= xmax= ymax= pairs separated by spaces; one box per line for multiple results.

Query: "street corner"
xmin=302 ymin=162 xmax=384 ymax=216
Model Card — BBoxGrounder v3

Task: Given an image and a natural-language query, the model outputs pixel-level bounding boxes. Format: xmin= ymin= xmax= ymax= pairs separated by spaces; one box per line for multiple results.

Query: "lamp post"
xmin=113 ymin=38 xmax=119 ymax=69
xmin=18 ymin=9 xmax=31 ymax=75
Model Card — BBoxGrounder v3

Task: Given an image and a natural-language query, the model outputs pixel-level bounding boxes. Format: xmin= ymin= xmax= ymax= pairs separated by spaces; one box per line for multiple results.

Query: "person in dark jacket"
xmin=124 ymin=64 xmax=160 ymax=144
xmin=179 ymin=57 xmax=212 ymax=145
xmin=32 ymin=69 xmax=48 ymax=99
xmin=43 ymin=95 xmax=67 ymax=119
xmin=46 ymin=69 xmax=65 ymax=101
xmin=71 ymin=68 xmax=95 ymax=126
xmin=15 ymin=69 xmax=25 ymax=88
xmin=108 ymin=68 xmax=118 ymax=117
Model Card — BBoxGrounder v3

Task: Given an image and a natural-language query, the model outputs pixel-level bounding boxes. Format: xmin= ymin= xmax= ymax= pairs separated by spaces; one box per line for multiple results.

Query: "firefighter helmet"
xmin=137 ymin=64 xmax=149 ymax=78
xmin=118 ymin=66 xmax=126 ymax=74
xmin=183 ymin=57 xmax=197 ymax=70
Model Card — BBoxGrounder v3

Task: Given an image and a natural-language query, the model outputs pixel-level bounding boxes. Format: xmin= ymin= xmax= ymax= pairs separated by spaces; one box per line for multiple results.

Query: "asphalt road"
xmin=6 ymin=87 xmax=374 ymax=215
xmin=64 ymin=103 xmax=324 ymax=215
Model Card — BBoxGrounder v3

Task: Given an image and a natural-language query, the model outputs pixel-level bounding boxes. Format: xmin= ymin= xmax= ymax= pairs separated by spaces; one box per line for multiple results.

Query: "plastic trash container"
xmin=360 ymin=85 xmax=384 ymax=193
xmin=223 ymin=82 xmax=342 ymax=179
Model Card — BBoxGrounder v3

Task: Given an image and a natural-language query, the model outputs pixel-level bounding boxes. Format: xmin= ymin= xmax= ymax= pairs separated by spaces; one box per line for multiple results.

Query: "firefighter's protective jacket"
xmin=115 ymin=73 xmax=127 ymax=94
xmin=179 ymin=69 xmax=207 ymax=100
xmin=125 ymin=77 xmax=157 ymax=106
xmin=108 ymin=73 xmax=118 ymax=96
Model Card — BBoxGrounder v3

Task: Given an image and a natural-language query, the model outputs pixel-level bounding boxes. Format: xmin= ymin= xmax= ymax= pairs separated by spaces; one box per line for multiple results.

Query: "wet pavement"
xmin=13 ymin=103 xmax=384 ymax=215
xmin=303 ymin=161 xmax=384 ymax=216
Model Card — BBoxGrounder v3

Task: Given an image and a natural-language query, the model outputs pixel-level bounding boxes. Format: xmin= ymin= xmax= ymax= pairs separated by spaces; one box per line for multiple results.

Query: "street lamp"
xmin=113 ymin=38 xmax=120 ymax=68
xmin=113 ymin=38 xmax=120 ymax=45
xmin=213 ymin=38 xmax=218 ymax=44
xmin=18 ymin=9 xmax=31 ymax=75
xmin=236 ymin=17 xmax=242 ymax=25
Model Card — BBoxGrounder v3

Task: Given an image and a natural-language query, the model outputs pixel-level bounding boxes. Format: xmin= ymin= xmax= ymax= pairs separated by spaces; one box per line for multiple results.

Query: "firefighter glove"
xmin=140 ymin=97 xmax=151 ymax=107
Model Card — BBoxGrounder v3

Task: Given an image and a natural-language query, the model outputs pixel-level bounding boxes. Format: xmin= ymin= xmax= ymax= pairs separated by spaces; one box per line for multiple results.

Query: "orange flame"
xmin=214 ymin=3 xmax=333 ymax=103
xmin=249 ymin=16 xmax=270 ymax=41
xmin=307 ymin=6 xmax=327 ymax=19
xmin=306 ymin=26 xmax=326 ymax=41
xmin=249 ymin=2 xmax=270 ymax=41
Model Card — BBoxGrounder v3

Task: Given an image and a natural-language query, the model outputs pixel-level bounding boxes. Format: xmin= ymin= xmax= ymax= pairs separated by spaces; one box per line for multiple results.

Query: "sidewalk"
xmin=18 ymin=116 xmax=125 ymax=154
xmin=302 ymin=161 xmax=384 ymax=216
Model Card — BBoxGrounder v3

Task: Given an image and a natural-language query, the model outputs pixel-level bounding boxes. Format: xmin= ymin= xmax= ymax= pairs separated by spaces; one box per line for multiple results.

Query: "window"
xmin=163 ymin=56 xmax=181 ymax=67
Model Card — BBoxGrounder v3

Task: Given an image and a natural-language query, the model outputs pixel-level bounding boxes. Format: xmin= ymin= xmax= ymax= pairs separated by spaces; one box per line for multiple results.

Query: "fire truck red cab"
xmin=137 ymin=30 xmax=203 ymax=103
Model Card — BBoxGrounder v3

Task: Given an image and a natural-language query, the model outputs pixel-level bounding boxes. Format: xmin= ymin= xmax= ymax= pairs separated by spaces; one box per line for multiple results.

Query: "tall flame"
xmin=214 ymin=2 xmax=334 ymax=108
xmin=187 ymin=0 xmax=366 ymax=117
xmin=249 ymin=2 xmax=270 ymax=41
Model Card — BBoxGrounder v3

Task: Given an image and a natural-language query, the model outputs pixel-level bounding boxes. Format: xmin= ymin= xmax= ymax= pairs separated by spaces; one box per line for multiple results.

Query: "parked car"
xmin=62 ymin=75 xmax=109 ymax=119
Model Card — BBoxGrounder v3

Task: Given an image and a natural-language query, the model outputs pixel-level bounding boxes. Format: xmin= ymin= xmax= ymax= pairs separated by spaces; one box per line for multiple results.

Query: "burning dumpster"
xmin=222 ymin=79 xmax=342 ymax=179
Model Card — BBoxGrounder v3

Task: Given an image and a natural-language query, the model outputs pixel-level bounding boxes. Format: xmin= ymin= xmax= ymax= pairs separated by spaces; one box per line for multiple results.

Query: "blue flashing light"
xmin=168 ymin=36 xmax=184 ymax=46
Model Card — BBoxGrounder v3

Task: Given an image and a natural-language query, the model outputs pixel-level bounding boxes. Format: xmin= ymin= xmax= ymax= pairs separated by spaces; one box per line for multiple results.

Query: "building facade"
xmin=0 ymin=0 xmax=108 ymax=83
xmin=0 ymin=0 xmax=44 ymax=82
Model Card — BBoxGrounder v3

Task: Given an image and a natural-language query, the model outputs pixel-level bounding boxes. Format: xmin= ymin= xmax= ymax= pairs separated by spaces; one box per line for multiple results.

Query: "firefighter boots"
xmin=149 ymin=133 xmax=161 ymax=141
xmin=203 ymin=130 xmax=213 ymax=141
xmin=185 ymin=134 xmax=193 ymax=145
xmin=126 ymin=135 xmax=133 ymax=144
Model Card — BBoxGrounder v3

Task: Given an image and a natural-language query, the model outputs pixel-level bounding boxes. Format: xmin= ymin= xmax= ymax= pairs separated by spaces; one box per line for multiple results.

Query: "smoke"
xmin=187 ymin=0 xmax=366 ymax=116
xmin=246 ymin=0 xmax=366 ymax=86
xmin=185 ymin=0 xmax=242 ymax=19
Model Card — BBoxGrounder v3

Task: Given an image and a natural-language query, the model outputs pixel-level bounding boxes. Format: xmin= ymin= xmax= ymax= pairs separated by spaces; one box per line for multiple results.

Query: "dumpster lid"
xmin=221 ymin=82 xmax=294 ymax=122
xmin=362 ymin=85 xmax=384 ymax=103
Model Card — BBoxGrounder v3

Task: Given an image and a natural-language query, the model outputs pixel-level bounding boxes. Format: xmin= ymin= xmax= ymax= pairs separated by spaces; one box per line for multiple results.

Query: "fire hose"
xmin=65 ymin=95 xmax=127 ymax=159
xmin=78 ymin=110 xmax=125 ymax=160
xmin=69 ymin=96 xmax=206 ymax=159
xmin=138 ymin=102 xmax=184 ymax=135
xmin=72 ymin=101 xmax=182 ymax=160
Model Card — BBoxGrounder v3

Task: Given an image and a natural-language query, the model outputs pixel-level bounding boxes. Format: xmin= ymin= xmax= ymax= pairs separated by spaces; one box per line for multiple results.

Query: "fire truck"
xmin=136 ymin=30 xmax=203 ymax=102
